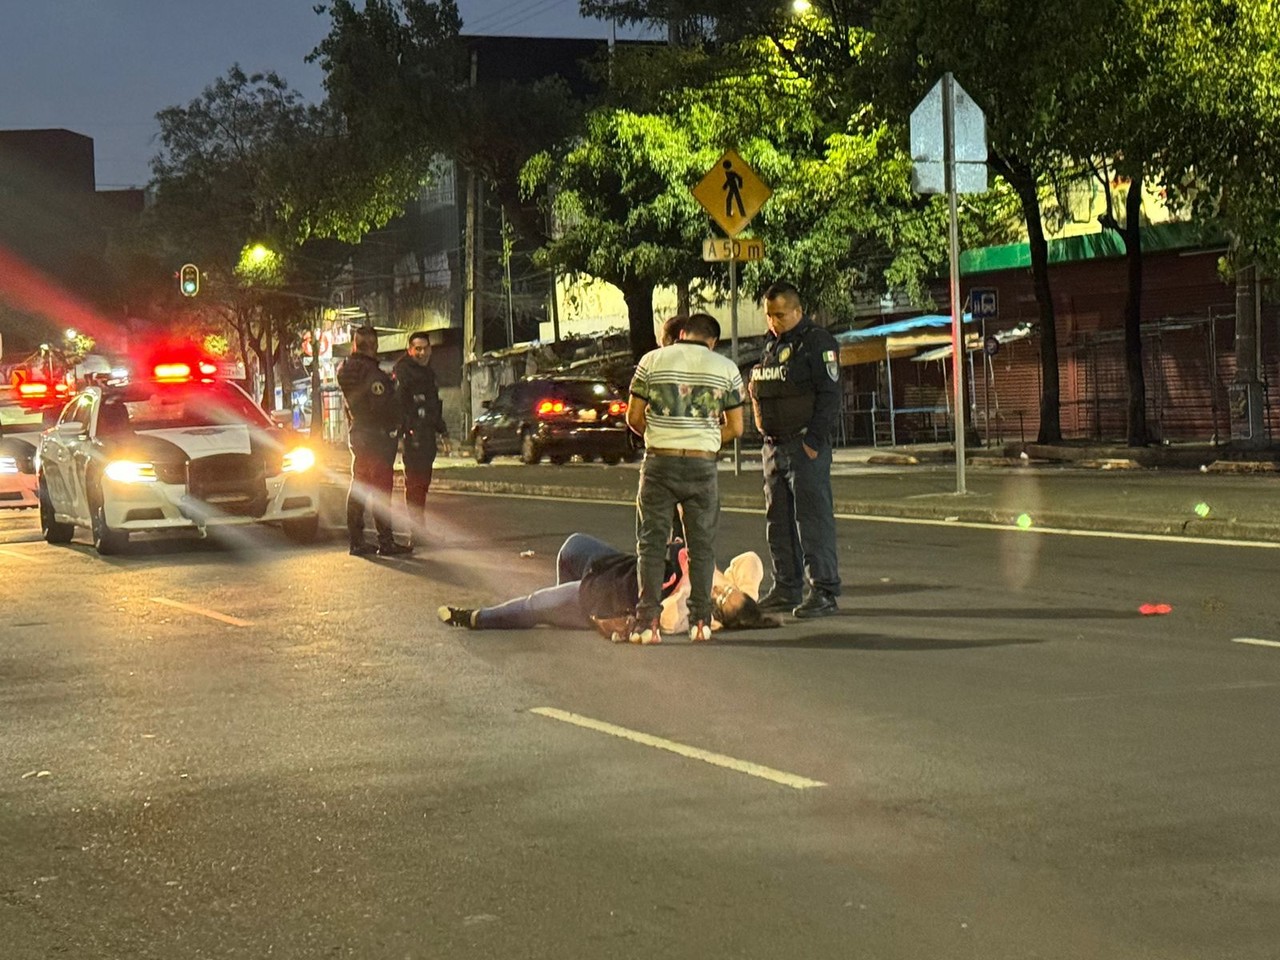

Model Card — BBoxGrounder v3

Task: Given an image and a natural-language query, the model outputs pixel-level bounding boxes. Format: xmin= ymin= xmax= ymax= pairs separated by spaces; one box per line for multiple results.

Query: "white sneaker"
xmin=689 ymin=620 xmax=712 ymax=643
xmin=628 ymin=618 xmax=662 ymax=645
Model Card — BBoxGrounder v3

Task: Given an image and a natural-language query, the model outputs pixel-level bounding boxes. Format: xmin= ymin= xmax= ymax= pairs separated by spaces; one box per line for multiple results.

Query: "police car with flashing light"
xmin=35 ymin=360 xmax=320 ymax=554
xmin=1 ymin=380 xmax=71 ymax=509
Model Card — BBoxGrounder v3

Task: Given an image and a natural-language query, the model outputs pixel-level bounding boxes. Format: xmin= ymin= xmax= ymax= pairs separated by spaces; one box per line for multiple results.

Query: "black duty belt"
xmin=646 ymin=447 xmax=719 ymax=460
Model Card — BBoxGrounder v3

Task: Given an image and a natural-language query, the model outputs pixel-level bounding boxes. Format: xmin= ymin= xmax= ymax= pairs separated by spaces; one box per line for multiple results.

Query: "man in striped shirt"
xmin=626 ymin=312 xmax=745 ymax=643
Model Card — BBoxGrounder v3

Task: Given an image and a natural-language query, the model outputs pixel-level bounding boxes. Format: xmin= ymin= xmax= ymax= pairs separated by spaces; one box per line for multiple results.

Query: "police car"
xmin=1 ymin=380 xmax=70 ymax=509
xmin=35 ymin=360 xmax=320 ymax=554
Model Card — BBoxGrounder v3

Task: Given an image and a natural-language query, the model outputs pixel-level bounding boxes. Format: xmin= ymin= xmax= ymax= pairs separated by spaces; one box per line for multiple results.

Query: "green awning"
xmin=960 ymin=220 xmax=1223 ymax=275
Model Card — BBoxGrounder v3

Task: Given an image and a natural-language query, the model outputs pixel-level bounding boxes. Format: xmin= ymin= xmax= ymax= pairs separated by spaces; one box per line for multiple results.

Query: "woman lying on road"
xmin=437 ymin=533 xmax=778 ymax=643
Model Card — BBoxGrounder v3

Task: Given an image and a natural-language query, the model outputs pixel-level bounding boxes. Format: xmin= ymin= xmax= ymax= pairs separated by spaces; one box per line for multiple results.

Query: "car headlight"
xmin=0 ymin=456 xmax=18 ymax=475
xmin=281 ymin=446 xmax=316 ymax=473
xmin=104 ymin=460 xmax=158 ymax=483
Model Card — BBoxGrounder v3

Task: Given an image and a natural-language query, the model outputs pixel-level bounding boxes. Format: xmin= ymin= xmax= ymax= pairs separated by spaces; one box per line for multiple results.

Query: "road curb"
xmin=426 ymin=477 xmax=1280 ymax=545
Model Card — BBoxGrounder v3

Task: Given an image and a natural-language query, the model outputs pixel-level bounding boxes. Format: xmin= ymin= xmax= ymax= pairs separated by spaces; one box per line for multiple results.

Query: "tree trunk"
xmin=621 ymin=279 xmax=657 ymax=361
xmin=1122 ymin=175 xmax=1150 ymax=446
xmin=999 ymin=158 xmax=1062 ymax=443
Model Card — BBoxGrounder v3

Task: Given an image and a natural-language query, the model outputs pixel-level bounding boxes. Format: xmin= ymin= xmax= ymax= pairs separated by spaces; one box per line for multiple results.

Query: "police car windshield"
xmin=118 ymin=381 xmax=271 ymax=432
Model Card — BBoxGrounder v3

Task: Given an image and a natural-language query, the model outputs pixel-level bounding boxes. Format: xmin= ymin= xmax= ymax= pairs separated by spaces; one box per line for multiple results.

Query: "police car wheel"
xmin=473 ymin=435 xmax=492 ymax=464
xmin=38 ymin=478 xmax=74 ymax=544
xmin=282 ymin=515 xmax=319 ymax=544
xmin=90 ymin=487 xmax=129 ymax=556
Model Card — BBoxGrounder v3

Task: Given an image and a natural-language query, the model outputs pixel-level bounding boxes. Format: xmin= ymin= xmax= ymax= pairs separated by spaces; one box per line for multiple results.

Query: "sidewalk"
xmin=318 ymin=442 xmax=1280 ymax=544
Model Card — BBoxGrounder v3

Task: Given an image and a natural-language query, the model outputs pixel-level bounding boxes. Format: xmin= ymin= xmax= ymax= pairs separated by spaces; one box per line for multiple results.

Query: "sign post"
xmin=693 ymin=148 xmax=772 ymax=475
xmin=911 ymin=74 xmax=987 ymax=494
xmin=970 ymin=287 xmax=999 ymax=447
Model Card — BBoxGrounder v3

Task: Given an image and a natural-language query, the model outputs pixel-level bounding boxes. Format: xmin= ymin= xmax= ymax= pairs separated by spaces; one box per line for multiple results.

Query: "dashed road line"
xmin=531 ymin=706 xmax=826 ymax=790
xmin=1232 ymin=637 xmax=1280 ymax=649
xmin=150 ymin=597 xmax=253 ymax=628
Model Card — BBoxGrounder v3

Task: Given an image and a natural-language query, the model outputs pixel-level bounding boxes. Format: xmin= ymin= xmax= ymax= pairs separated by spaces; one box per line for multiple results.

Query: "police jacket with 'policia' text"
xmin=337 ymin=352 xmax=400 ymax=450
xmin=392 ymin=355 xmax=448 ymax=456
xmin=748 ymin=317 xmax=841 ymax=450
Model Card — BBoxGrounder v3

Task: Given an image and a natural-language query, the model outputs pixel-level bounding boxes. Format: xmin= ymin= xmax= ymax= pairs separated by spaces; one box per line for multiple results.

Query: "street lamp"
xmin=792 ymin=0 xmax=812 ymax=13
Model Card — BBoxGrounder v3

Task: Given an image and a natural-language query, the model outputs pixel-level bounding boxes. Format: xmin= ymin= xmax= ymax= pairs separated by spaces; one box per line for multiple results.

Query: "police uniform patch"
xmin=371 ymin=382 xmax=386 ymax=396
xmin=778 ymin=346 xmax=792 ymax=365
xmin=823 ymin=349 xmax=839 ymax=382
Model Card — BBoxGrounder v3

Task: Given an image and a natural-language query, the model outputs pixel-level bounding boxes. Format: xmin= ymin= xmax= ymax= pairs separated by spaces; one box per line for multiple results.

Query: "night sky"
xmin=0 ymin=1 xmax=644 ymax=190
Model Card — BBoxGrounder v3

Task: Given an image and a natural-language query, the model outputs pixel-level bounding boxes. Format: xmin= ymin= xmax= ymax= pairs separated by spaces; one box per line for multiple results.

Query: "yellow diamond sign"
xmin=692 ymin=149 xmax=772 ymax=238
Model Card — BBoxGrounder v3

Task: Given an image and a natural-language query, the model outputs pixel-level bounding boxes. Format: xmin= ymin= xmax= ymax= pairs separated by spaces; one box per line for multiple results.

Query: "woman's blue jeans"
xmin=474 ymin=533 xmax=618 ymax=630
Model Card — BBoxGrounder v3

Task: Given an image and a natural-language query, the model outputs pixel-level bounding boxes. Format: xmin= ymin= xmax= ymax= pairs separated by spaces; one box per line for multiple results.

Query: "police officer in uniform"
xmin=338 ymin=325 xmax=410 ymax=557
xmin=748 ymin=281 xmax=842 ymax=618
xmin=393 ymin=331 xmax=450 ymax=550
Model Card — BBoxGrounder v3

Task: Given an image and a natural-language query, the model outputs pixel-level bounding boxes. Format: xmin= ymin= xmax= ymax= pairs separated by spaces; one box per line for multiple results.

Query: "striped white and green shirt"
xmin=629 ymin=342 xmax=744 ymax=453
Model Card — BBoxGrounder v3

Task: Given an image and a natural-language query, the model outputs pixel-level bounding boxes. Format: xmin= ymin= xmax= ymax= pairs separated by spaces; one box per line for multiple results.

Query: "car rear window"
xmin=529 ymin=380 xmax=622 ymax=405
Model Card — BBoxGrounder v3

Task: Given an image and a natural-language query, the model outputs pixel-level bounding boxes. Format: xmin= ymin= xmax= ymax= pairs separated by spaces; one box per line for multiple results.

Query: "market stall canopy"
xmin=912 ymin=322 xmax=1033 ymax=362
xmin=835 ymin=313 xmax=976 ymax=366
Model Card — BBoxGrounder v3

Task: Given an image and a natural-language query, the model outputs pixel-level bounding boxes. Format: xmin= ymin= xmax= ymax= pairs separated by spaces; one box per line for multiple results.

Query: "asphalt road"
xmin=1 ymin=495 xmax=1278 ymax=960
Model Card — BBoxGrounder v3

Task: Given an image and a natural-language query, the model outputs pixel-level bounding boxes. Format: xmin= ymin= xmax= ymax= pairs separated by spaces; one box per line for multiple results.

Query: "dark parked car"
xmin=471 ymin=376 xmax=636 ymax=465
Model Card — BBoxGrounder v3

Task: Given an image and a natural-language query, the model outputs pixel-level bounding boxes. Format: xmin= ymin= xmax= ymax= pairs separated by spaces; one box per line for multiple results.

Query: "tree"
xmin=528 ymin=28 xmax=1015 ymax=358
xmin=148 ymin=67 xmax=365 ymax=407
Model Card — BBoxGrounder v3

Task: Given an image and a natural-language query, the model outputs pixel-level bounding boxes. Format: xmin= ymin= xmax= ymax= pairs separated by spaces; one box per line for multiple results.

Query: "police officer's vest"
xmin=338 ymin=353 xmax=400 ymax=442
xmin=749 ymin=331 xmax=818 ymax=437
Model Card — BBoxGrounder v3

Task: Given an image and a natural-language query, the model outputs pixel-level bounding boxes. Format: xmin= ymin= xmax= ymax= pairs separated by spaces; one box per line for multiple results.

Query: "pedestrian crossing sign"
xmin=692 ymin=148 xmax=772 ymax=237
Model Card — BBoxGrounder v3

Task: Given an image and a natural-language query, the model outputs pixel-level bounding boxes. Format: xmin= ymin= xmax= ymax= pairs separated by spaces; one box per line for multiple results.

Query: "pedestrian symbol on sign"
xmin=692 ymin=148 xmax=772 ymax=237
xmin=722 ymin=160 xmax=745 ymax=218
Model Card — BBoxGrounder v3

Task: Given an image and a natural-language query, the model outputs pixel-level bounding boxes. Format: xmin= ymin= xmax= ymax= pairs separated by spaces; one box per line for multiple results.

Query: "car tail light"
xmin=17 ymin=382 xmax=49 ymax=398
xmin=536 ymin=399 xmax=569 ymax=418
xmin=608 ymin=401 xmax=627 ymax=416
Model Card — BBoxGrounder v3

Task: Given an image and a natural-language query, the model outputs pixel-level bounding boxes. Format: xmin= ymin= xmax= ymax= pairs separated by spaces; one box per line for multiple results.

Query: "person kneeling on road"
xmin=437 ymin=533 xmax=776 ymax=641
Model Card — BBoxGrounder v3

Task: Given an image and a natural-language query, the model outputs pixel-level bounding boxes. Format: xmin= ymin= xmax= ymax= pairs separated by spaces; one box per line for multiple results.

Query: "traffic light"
xmin=179 ymin=263 xmax=200 ymax=297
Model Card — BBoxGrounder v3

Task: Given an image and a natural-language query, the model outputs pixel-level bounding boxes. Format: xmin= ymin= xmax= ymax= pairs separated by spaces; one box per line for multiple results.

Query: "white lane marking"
xmin=150 ymin=597 xmax=253 ymax=628
xmin=1232 ymin=637 xmax=1280 ymax=649
xmin=531 ymin=707 xmax=826 ymax=790
xmin=437 ymin=490 xmax=1280 ymax=549
xmin=0 ymin=547 xmax=40 ymax=561
xmin=828 ymin=512 xmax=1280 ymax=549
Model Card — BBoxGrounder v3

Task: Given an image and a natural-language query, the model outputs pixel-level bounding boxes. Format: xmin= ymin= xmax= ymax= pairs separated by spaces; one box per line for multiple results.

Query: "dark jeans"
xmin=635 ymin=455 xmax=718 ymax=623
xmin=347 ymin=442 xmax=396 ymax=546
xmin=762 ymin=437 xmax=840 ymax=597
xmin=403 ymin=452 xmax=435 ymax=544
xmin=475 ymin=533 xmax=618 ymax=629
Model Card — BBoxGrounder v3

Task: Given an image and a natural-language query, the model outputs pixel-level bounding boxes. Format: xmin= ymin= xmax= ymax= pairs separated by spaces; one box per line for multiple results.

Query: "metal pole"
xmin=943 ymin=72 xmax=967 ymax=494
xmin=730 ymin=257 xmax=741 ymax=476
xmin=982 ymin=318 xmax=991 ymax=447
xmin=310 ymin=312 xmax=323 ymax=448
xmin=885 ymin=341 xmax=897 ymax=447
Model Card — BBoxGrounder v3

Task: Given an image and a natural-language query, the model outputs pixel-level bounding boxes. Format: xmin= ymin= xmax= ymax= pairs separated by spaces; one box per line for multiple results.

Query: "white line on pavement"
xmin=530 ymin=706 xmax=826 ymax=790
xmin=150 ymin=597 xmax=254 ymax=628
xmin=0 ymin=547 xmax=40 ymax=561
xmin=437 ymin=490 xmax=1280 ymax=550
xmin=1232 ymin=637 xmax=1280 ymax=649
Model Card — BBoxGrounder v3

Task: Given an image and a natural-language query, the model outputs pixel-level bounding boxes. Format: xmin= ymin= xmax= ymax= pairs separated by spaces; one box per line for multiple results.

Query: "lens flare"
xmin=1194 ymin=501 xmax=1210 ymax=518
xmin=1015 ymin=513 xmax=1033 ymax=530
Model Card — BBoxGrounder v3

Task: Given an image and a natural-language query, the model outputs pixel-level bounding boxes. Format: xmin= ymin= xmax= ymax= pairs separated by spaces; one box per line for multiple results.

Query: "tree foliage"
xmin=148 ymin=67 xmax=357 ymax=406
